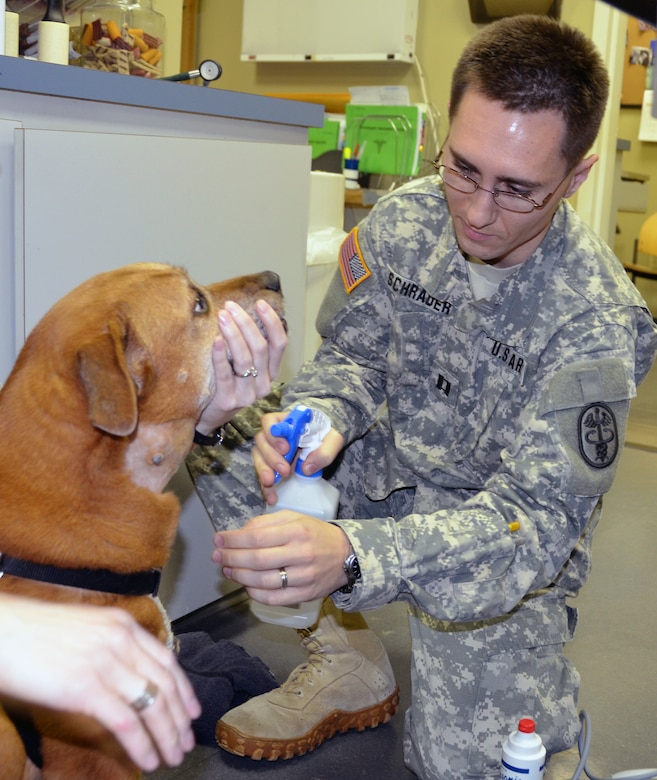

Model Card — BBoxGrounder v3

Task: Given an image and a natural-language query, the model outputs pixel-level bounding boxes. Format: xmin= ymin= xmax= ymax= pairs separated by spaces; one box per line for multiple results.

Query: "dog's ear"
xmin=77 ymin=311 xmax=153 ymax=437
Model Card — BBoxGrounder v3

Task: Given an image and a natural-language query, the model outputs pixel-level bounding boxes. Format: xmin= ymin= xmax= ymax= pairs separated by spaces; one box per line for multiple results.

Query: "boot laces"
xmin=280 ymin=627 xmax=334 ymax=694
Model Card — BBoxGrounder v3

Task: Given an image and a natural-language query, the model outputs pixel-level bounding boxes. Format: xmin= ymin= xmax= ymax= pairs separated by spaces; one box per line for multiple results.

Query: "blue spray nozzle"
xmin=271 ymin=406 xmax=312 ymax=484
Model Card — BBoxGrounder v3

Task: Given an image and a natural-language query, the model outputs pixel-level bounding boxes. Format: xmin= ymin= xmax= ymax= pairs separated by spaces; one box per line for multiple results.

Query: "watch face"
xmin=345 ymin=553 xmax=361 ymax=582
xmin=199 ymin=59 xmax=222 ymax=82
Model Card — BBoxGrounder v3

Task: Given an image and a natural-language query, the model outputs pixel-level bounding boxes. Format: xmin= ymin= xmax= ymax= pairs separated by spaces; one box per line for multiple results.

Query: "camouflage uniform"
xmin=188 ymin=177 xmax=657 ymax=779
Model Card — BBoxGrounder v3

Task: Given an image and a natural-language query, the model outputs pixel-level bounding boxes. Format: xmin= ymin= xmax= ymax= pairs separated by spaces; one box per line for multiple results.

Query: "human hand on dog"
xmin=252 ymin=411 xmax=345 ymax=505
xmin=0 ymin=594 xmax=201 ymax=771
xmin=196 ymin=300 xmax=287 ymax=435
xmin=212 ymin=511 xmax=352 ymax=602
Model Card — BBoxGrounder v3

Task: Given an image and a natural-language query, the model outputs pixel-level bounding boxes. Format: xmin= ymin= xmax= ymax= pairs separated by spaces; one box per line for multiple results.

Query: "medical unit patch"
xmin=577 ymin=402 xmax=618 ymax=468
xmin=339 ymin=228 xmax=371 ymax=293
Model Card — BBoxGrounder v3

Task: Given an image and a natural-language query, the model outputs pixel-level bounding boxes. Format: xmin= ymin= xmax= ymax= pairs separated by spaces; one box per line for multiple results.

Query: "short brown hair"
xmin=449 ymin=15 xmax=610 ymax=168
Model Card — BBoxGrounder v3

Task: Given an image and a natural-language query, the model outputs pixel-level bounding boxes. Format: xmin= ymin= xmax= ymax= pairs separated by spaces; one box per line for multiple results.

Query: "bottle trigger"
xmin=270 ymin=406 xmax=312 ymax=484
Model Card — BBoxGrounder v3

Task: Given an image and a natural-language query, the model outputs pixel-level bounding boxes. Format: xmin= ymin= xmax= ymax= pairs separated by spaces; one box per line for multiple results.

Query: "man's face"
xmin=443 ymin=90 xmax=580 ymax=268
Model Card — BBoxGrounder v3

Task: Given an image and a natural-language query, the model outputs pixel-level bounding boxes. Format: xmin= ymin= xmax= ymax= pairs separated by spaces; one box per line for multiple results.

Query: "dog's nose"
xmin=261 ymin=271 xmax=282 ymax=293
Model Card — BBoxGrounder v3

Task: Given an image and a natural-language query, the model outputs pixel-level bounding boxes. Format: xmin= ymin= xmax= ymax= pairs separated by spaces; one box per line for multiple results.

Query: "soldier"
xmin=192 ymin=14 xmax=657 ymax=780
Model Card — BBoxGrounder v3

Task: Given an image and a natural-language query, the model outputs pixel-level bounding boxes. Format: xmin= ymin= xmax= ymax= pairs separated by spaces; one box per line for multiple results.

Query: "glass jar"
xmin=78 ymin=0 xmax=165 ymax=78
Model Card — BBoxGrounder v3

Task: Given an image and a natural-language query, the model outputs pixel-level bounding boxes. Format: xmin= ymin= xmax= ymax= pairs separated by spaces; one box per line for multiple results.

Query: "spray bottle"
xmin=249 ymin=405 xmax=340 ymax=629
xmin=500 ymin=718 xmax=546 ymax=780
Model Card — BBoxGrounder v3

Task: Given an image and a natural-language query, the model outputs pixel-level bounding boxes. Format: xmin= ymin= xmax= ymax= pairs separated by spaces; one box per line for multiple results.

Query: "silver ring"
xmin=238 ymin=366 xmax=258 ymax=378
xmin=130 ymin=683 xmax=159 ymax=713
xmin=279 ymin=567 xmax=288 ymax=589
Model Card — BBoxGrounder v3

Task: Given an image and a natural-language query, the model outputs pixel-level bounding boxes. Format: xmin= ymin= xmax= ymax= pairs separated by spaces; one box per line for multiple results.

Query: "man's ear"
xmin=564 ymin=154 xmax=598 ymax=198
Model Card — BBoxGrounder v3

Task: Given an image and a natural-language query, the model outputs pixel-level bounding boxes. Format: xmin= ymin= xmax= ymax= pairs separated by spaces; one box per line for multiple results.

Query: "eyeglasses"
xmin=433 ymin=152 xmax=570 ymax=214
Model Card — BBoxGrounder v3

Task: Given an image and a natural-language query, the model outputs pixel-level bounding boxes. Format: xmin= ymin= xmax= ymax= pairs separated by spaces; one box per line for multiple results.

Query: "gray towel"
xmin=176 ymin=630 xmax=278 ymax=746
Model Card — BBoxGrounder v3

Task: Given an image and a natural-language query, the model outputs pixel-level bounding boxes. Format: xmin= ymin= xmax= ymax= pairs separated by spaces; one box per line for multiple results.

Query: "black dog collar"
xmin=0 ymin=552 xmax=161 ymax=597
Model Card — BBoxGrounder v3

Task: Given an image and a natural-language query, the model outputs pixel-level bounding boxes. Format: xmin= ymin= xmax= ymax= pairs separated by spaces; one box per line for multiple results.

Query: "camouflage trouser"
xmin=186 ymin=394 xmax=580 ymax=780
xmin=403 ymin=607 xmax=580 ymax=779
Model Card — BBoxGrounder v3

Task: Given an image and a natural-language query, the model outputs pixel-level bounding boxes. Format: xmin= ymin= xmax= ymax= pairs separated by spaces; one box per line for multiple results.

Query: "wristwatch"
xmin=339 ymin=551 xmax=361 ymax=594
xmin=193 ymin=426 xmax=225 ymax=446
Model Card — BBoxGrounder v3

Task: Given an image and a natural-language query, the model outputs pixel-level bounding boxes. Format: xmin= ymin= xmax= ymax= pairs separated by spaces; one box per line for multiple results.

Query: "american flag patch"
xmin=339 ymin=228 xmax=371 ymax=293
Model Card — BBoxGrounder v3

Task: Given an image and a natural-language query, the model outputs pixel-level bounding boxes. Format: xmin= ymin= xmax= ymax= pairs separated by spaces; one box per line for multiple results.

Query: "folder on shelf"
xmin=308 ymin=114 xmax=344 ymax=159
xmin=345 ymin=103 xmax=426 ymax=177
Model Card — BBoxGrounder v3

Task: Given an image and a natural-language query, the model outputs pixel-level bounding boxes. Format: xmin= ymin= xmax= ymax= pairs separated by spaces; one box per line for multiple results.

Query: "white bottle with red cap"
xmin=500 ymin=718 xmax=546 ymax=780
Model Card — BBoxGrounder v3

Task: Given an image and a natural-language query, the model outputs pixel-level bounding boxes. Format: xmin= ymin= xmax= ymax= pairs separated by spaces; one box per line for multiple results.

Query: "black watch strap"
xmin=193 ymin=426 xmax=225 ymax=446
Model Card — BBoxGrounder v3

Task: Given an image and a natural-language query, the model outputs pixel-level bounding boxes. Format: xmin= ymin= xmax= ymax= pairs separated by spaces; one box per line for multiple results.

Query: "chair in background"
xmin=626 ymin=211 xmax=657 ymax=284
xmin=625 ymin=212 xmax=657 ymax=322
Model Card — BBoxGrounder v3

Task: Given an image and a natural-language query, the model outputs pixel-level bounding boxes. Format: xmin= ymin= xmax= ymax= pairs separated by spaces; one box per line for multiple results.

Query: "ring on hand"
xmin=279 ymin=567 xmax=289 ymax=589
xmin=237 ymin=366 xmax=258 ymax=378
xmin=130 ymin=682 xmax=159 ymax=713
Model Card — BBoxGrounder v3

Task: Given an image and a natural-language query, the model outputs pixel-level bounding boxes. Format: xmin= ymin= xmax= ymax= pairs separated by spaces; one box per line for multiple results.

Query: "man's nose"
xmin=464 ymin=185 xmax=498 ymax=226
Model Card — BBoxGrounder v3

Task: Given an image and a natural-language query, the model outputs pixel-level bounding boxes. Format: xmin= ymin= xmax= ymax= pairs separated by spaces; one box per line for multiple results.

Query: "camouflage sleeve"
xmin=331 ymin=324 xmax=637 ymax=623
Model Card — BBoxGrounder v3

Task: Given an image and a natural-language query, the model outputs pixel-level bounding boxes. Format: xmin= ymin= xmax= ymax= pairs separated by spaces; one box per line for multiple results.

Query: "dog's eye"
xmin=193 ymin=291 xmax=209 ymax=314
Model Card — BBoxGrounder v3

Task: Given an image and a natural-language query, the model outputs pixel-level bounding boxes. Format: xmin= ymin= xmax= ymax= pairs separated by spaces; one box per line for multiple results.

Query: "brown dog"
xmin=0 ymin=262 xmax=285 ymax=779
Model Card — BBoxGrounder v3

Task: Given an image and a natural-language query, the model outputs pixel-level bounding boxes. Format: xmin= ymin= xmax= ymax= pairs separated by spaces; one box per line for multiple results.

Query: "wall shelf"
xmin=241 ymin=0 xmax=418 ymax=64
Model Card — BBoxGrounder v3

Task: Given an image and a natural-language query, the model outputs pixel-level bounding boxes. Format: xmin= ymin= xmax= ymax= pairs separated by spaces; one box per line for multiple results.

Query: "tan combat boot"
xmin=215 ymin=599 xmax=400 ymax=760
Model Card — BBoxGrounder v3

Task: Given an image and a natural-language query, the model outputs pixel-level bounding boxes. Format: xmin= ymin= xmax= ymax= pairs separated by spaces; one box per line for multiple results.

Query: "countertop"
xmin=0 ymin=54 xmax=324 ymax=128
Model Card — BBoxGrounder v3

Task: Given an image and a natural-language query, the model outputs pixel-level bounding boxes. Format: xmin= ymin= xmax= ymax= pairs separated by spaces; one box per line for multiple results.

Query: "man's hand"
xmin=252 ymin=412 xmax=344 ymax=505
xmin=212 ymin=511 xmax=352 ymax=602
xmin=196 ymin=300 xmax=287 ymax=435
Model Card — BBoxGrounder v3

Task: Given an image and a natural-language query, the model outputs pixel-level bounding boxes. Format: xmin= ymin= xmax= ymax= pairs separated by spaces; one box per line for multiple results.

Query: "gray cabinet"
xmin=0 ymin=55 xmax=322 ymax=617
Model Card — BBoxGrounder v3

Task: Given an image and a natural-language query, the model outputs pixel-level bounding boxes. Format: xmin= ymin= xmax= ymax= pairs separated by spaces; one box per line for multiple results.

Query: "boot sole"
xmin=215 ymin=685 xmax=400 ymax=761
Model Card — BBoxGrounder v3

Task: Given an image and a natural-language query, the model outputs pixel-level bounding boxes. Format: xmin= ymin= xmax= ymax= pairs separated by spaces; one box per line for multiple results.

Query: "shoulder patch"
xmin=540 ymin=358 xmax=631 ymax=496
xmin=578 ymin=402 xmax=619 ymax=469
xmin=339 ymin=228 xmax=371 ymax=293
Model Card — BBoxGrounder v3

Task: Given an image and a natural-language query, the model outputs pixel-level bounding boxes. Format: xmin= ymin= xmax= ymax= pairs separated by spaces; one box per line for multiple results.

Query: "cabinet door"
xmin=0 ymin=119 xmax=21 ymax=387
xmin=15 ymin=128 xmax=311 ymax=378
